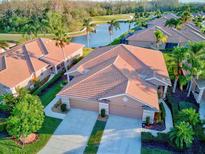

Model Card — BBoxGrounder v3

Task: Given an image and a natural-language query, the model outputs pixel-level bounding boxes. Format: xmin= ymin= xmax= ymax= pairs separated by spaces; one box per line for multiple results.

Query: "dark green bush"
xmin=61 ymin=104 xmax=67 ymax=112
xmin=101 ymin=109 xmax=106 ymax=117
xmin=178 ymin=101 xmax=198 ymax=111
xmin=0 ymin=119 xmax=6 ymax=132
xmin=33 ymin=71 xmax=64 ymax=95
xmin=166 ymin=92 xmax=179 ymax=123
xmin=141 ymin=132 xmax=168 ymax=143
xmin=0 ymin=103 xmax=9 ymax=112
xmin=160 ymin=103 xmax=166 ymax=121
xmin=146 ymin=116 xmax=150 ymax=126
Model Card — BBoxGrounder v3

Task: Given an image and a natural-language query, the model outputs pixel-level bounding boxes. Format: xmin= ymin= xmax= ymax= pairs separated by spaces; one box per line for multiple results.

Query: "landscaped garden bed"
xmin=52 ymin=99 xmax=69 ymax=114
xmin=141 ymin=86 xmax=205 ymax=154
xmin=0 ymin=71 xmax=66 ymax=153
xmin=142 ymin=103 xmax=166 ymax=131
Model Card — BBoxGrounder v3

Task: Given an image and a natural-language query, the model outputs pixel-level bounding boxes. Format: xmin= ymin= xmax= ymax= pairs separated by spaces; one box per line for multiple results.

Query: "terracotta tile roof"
xmin=0 ymin=38 xmax=84 ymax=88
xmin=128 ymin=14 xmax=205 ymax=43
xmin=58 ymin=44 xmax=170 ymax=110
xmin=41 ymin=38 xmax=84 ymax=65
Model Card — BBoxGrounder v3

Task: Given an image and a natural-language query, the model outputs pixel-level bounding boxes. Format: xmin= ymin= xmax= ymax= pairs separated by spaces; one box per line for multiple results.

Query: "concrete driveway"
xmin=39 ymin=109 xmax=98 ymax=154
xmin=97 ymin=115 xmax=141 ymax=154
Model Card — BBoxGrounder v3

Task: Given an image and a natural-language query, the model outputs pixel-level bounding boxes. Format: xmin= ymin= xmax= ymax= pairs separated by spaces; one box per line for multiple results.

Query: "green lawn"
xmin=0 ymin=74 xmax=65 ymax=153
xmin=92 ymin=13 xmax=133 ymax=24
xmin=0 ymin=116 xmax=61 ymax=154
xmin=0 ymin=13 xmax=133 ymax=42
xmin=84 ymin=120 xmax=106 ymax=154
xmin=0 ymin=33 xmax=53 ymax=43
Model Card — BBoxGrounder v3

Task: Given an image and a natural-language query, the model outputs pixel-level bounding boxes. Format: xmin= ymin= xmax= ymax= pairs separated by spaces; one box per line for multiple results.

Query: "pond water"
xmin=72 ymin=22 xmax=135 ymax=48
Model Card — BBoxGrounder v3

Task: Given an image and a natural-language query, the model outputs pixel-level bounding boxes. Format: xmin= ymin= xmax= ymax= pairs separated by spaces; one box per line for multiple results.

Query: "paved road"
xmin=39 ymin=109 xmax=98 ymax=154
xmin=97 ymin=115 xmax=141 ymax=154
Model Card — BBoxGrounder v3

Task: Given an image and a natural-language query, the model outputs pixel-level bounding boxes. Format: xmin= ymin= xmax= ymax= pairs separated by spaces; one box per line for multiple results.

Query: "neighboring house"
xmin=0 ymin=38 xmax=84 ymax=94
xmin=127 ymin=13 xmax=205 ymax=50
xmin=57 ymin=44 xmax=171 ymax=123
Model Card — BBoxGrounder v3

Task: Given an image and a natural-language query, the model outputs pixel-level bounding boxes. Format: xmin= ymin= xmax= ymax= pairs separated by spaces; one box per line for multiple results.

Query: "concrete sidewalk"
xmin=44 ymin=96 xmax=66 ymax=120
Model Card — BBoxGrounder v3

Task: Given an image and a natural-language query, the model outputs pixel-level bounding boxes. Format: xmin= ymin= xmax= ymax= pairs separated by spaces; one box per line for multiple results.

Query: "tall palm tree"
xmin=107 ymin=19 xmax=120 ymax=43
xmin=83 ymin=18 xmax=96 ymax=47
xmin=0 ymin=40 xmax=9 ymax=50
xmin=169 ymin=47 xmax=188 ymax=93
xmin=180 ymin=10 xmax=192 ymax=24
xmin=169 ymin=121 xmax=194 ymax=149
xmin=154 ymin=29 xmax=168 ymax=49
xmin=185 ymin=42 xmax=205 ymax=97
xmin=53 ymin=27 xmax=70 ymax=72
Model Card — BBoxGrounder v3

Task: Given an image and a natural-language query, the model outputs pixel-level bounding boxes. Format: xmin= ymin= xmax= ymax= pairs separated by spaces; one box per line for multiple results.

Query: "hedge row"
xmin=32 ymin=71 xmax=65 ymax=96
xmin=141 ymin=132 xmax=168 ymax=143
xmin=166 ymin=91 xmax=179 ymax=123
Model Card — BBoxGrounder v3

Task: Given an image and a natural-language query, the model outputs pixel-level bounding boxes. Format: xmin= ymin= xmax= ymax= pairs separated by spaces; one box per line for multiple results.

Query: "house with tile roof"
xmin=0 ymin=38 xmax=84 ymax=94
xmin=127 ymin=13 xmax=205 ymax=50
xmin=57 ymin=44 xmax=171 ymax=123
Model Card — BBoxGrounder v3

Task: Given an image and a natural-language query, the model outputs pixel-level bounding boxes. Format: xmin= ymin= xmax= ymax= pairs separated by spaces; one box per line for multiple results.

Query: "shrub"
xmin=177 ymin=108 xmax=200 ymax=127
xmin=54 ymin=100 xmax=62 ymax=108
xmin=141 ymin=132 xmax=168 ymax=143
xmin=101 ymin=109 xmax=106 ymax=117
xmin=169 ymin=121 xmax=194 ymax=150
xmin=146 ymin=117 xmax=150 ymax=126
xmin=178 ymin=101 xmax=198 ymax=111
xmin=0 ymin=119 xmax=6 ymax=132
xmin=33 ymin=71 xmax=64 ymax=95
xmin=166 ymin=92 xmax=179 ymax=123
xmin=61 ymin=104 xmax=67 ymax=112
xmin=1 ymin=93 xmax=18 ymax=111
xmin=7 ymin=94 xmax=44 ymax=139
xmin=155 ymin=112 xmax=162 ymax=124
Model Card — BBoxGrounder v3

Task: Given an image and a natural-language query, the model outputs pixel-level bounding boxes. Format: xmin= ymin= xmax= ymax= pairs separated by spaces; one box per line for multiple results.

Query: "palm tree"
xmin=155 ymin=9 xmax=161 ymax=18
xmin=165 ymin=18 xmax=182 ymax=30
xmin=107 ymin=19 xmax=120 ymax=43
xmin=185 ymin=42 xmax=205 ymax=97
xmin=169 ymin=121 xmax=194 ymax=149
xmin=180 ymin=10 xmax=192 ymax=24
xmin=177 ymin=108 xmax=200 ymax=127
xmin=53 ymin=27 xmax=70 ymax=72
xmin=83 ymin=18 xmax=96 ymax=47
xmin=154 ymin=29 xmax=168 ymax=49
xmin=0 ymin=40 xmax=9 ymax=50
xmin=169 ymin=47 xmax=188 ymax=93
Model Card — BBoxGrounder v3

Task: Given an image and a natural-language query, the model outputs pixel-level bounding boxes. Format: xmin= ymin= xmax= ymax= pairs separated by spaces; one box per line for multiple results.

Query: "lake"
xmin=72 ymin=22 xmax=135 ymax=48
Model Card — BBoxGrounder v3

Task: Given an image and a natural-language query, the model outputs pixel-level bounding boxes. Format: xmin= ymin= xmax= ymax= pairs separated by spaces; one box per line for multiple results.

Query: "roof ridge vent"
xmin=38 ymin=38 xmax=49 ymax=55
xmin=22 ymin=45 xmax=35 ymax=74
xmin=0 ymin=55 xmax=6 ymax=71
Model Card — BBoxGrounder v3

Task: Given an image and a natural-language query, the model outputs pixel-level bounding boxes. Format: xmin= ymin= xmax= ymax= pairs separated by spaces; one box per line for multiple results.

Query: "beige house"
xmin=57 ymin=44 xmax=171 ymax=123
xmin=0 ymin=38 xmax=84 ymax=94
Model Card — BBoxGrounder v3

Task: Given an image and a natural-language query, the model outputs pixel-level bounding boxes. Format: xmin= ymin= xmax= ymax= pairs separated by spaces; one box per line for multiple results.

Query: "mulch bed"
xmin=0 ymin=131 xmax=9 ymax=138
xmin=142 ymin=141 xmax=181 ymax=153
xmin=0 ymin=110 xmax=10 ymax=118
xmin=142 ymin=121 xmax=166 ymax=131
xmin=143 ymin=139 xmax=205 ymax=154
xmin=15 ymin=133 xmax=39 ymax=145
xmin=97 ymin=115 xmax=108 ymax=122
xmin=171 ymin=87 xmax=199 ymax=107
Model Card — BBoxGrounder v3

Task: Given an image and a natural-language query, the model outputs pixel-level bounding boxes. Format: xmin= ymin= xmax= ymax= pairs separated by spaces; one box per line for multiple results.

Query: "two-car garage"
xmin=67 ymin=95 xmax=143 ymax=119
